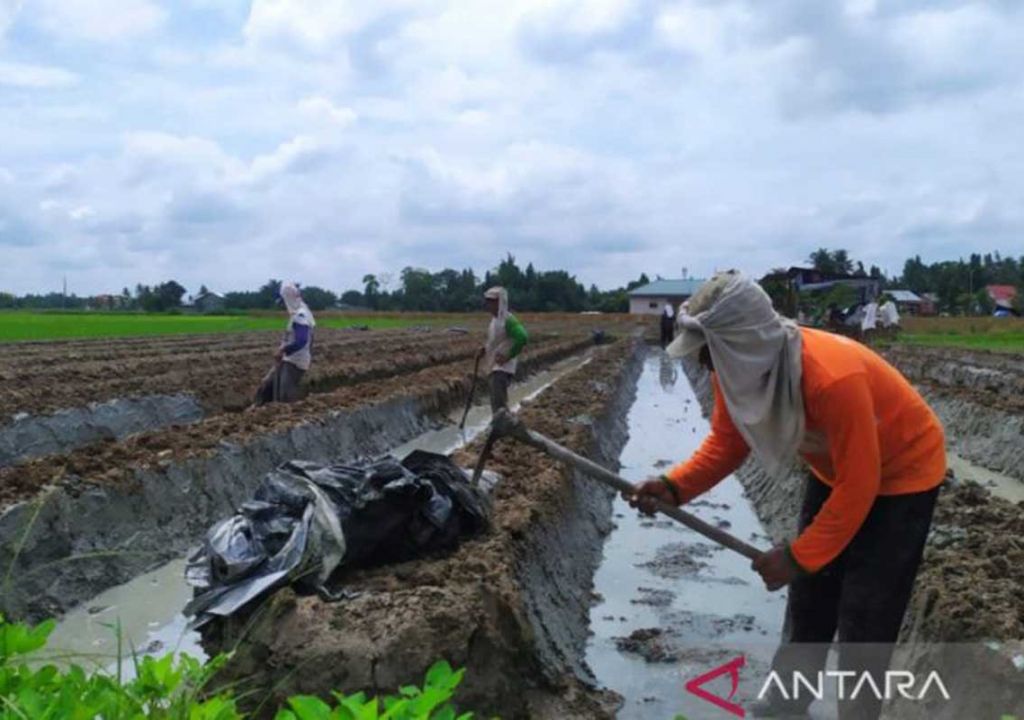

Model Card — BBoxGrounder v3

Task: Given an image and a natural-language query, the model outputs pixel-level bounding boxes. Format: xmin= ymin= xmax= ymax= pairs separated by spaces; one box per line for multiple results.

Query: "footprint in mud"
xmin=637 ymin=541 xmax=717 ymax=579
xmin=639 ymin=542 xmax=750 ymax=585
xmin=662 ymin=609 xmax=760 ymax=639
xmin=614 ymin=619 xmax=761 ymax=665
xmin=631 ymin=587 xmax=676 ymax=608
xmin=639 ymin=518 xmax=677 ymax=530
xmin=614 ymin=628 xmax=679 ymax=663
xmin=690 ymin=499 xmax=731 ymax=511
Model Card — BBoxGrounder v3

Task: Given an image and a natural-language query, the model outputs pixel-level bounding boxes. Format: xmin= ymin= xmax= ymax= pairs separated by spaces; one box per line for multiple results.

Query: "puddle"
xmin=39 ymin=559 xmax=200 ymax=675
xmin=586 ymin=350 xmax=786 ymax=719
xmin=946 ymin=453 xmax=1024 ymax=504
xmin=45 ymin=351 xmax=593 ymax=669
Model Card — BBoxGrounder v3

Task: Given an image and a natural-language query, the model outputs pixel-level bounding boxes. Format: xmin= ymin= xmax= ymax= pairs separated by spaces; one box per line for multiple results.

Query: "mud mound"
xmin=201 ymin=338 xmax=645 ymax=719
xmin=908 ymin=480 xmax=1024 ymax=641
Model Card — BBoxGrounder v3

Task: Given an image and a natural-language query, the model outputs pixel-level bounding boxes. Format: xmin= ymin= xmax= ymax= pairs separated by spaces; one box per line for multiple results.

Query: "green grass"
xmin=894 ymin=316 xmax=1024 ymax=352
xmin=896 ymin=332 xmax=1024 ymax=352
xmin=0 ymin=311 xmax=422 ymax=342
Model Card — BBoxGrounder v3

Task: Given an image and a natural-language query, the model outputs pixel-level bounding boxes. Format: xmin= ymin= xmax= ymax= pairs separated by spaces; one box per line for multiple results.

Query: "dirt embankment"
xmin=885 ymin=344 xmax=1024 ymax=482
xmin=201 ymin=338 xmax=646 ymax=719
xmin=0 ymin=335 xmax=591 ymax=511
xmin=0 ymin=334 xmax=597 ymax=622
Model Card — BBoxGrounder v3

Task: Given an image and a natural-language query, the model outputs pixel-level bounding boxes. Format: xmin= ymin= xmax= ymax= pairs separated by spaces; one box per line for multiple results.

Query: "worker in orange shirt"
xmin=627 ymin=271 xmax=946 ymax=720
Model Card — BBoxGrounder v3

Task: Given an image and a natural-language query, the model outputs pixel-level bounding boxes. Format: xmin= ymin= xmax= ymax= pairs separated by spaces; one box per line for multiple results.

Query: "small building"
xmin=885 ymin=289 xmax=929 ymax=316
xmin=920 ymin=293 xmax=939 ymax=316
xmin=628 ymin=278 xmax=705 ymax=315
xmin=193 ymin=290 xmax=225 ymax=314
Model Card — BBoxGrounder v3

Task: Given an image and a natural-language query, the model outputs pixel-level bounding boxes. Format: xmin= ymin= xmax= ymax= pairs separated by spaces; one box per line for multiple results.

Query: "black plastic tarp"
xmin=184 ymin=450 xmax=489 ymax=626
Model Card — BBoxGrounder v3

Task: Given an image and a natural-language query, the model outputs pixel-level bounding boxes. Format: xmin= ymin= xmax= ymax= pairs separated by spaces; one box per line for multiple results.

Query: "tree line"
xmin=2 ymin=249 xmax=1020 ymax=315
xmin=0 ymin=256 xmax=650 ymax=314
xmin=788 ymin=248 xmax=1024 ymax=315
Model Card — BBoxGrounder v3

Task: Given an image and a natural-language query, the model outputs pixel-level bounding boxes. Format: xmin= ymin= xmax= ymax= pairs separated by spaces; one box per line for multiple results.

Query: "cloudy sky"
xmin=0 ymin=0 xmax=1021 ymax=296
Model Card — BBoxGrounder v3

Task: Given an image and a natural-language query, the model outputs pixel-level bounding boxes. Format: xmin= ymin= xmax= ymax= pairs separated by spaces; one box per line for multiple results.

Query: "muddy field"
xmin=3 ymin=319 xmax=1022 ymax=719
xmin=0 ymin=315 xmax=635 ymax=620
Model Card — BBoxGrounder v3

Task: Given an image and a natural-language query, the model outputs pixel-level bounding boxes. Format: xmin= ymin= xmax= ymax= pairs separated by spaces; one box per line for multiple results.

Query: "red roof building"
xmin=986 ymin=285 xmax=1018 ymax=308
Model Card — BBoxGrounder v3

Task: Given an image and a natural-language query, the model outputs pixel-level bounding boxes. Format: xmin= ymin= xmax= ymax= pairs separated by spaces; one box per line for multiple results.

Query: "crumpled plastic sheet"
xmin=185 ymin=450 xmax=490 ymax=627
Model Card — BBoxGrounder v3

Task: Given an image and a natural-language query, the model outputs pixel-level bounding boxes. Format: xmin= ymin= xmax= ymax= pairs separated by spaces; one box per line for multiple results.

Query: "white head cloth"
xmin=668 ymin=271 xmax=804 ymax=478
xmin=280 ymin=282 xmax=316 ymax=326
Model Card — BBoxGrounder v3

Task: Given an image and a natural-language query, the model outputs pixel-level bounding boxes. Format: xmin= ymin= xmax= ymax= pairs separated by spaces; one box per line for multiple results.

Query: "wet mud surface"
xmin=586 ymin=351 xmax=784 ymax=720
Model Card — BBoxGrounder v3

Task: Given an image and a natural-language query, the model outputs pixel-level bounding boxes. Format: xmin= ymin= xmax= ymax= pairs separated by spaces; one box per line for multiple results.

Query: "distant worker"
xmin=879 ymin=295 xmax=900 ymax=336
xmin=479 ymin=286 xmax=528 ymax=413
xmin=660 ymin=302 xmax=675 ymax=346
xmin=860 ymin=297 xmax=878 ymax=341
xmin=254 ymin=282 xmax=315 ymax=405
xmin=625 ymin=271 xmax=945 ymax=720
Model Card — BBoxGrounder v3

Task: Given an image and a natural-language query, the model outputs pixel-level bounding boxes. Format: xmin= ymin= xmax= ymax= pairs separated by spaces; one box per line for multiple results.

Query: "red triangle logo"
xmin=684 ymin=655 xmax=746 ymax=717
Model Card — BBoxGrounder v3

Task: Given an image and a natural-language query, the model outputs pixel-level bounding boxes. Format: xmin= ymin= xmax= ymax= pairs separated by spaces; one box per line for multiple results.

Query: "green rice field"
xmin=895 ymin=316 xmax=1024 ymax=352
xmin=0 ymin=311 xmax=423 ymax=342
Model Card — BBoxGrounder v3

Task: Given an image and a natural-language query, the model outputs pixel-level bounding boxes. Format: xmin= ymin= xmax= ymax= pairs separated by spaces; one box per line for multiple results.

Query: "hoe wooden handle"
xmin=517 ymin=425 xmax=765 ymax=561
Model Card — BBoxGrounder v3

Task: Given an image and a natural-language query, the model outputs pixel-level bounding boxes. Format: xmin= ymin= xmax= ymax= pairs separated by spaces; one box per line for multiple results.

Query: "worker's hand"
xmin=274 ymin=347 xmax=284 ymax=362
xmin=622 ymin=476 xmax=678 ymax=516
xmin=494 ymin=352 xmax=509 ymax=366
xmin=751 ymin=546 xmax=802 ymax=592
xmin=476 ymin=346 xmax=486 ymax=360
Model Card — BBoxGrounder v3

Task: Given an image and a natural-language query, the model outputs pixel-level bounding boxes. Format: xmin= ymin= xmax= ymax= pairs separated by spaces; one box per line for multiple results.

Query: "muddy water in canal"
xmin=587 ymin=350 xmax=786 ymax=719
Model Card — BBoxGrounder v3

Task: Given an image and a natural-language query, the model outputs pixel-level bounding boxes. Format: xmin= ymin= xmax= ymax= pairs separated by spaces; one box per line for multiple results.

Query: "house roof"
xmin=887 ymin=290 xmax=922 ymax=303
xmin=986 ymin=285 xmax=1018 ymax=302
xmin=628 ymin=278 xmax=705 ymax=297
xmin=194 ymin=291 xmax=223 ymax=300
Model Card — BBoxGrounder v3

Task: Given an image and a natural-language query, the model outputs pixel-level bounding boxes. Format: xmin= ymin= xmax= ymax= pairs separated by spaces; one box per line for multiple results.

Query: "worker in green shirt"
xmin=479 ymin=286 xmax=529 ymax=412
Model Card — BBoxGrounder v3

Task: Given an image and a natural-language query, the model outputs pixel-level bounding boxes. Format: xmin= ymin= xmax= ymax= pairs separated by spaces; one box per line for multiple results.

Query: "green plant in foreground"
xmin=1 ymin=615 xmax=472 ymax=720
xmin=275 ymin=661 xmax=470 ymax=720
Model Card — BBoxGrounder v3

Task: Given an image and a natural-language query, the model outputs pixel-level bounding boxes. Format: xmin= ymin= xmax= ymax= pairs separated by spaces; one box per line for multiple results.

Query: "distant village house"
xmin=628 ymin=278 xmax=705 ymax=315
xmin=192 ymin=290 xmax=225 ymax=314
xmin=885 ymin=289 xmax=936 ymax=316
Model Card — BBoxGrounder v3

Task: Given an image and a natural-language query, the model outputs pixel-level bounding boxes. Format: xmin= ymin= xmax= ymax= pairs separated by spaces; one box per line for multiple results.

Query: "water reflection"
xmin=658 ymin=351 xmax=679 ymax=392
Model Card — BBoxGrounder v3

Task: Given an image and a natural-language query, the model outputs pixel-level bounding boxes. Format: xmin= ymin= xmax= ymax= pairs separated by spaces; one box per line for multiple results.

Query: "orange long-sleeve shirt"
xmin=665 ymin=328 xmax=946 ymax=573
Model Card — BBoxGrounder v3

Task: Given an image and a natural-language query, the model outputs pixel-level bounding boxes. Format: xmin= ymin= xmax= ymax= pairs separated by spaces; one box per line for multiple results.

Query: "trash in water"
xmin=184 ymin=450 xmax=490 ymax=627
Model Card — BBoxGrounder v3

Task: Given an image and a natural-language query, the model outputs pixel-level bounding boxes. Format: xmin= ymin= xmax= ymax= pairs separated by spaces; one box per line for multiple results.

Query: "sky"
xmin=0 ymin=0 xmax=1021 ymax=297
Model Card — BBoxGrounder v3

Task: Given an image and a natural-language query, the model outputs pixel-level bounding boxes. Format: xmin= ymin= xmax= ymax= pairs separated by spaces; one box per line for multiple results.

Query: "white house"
xmin=628 ymin=278 xmax=705 ymax=315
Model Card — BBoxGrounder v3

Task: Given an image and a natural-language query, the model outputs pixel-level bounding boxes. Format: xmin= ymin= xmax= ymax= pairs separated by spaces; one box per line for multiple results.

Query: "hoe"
xmin=471 ymin=409 xmax=764 ymax=561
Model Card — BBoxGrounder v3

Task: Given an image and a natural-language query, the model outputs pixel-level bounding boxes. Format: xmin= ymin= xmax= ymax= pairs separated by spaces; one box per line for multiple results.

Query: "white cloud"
xmin=523 ymin=0 xmax=636 ymax=37
xmin=244 ymin=0 xmax=416 ymax=50
xmin=655 ymin=2 xmax=751 ymax=58
xmin=297 ymin=96 xmax=358 ymax=127
xmin=247 ymin=134 xmax=329 ymax=184
xmin=0 ymin=61 xmax=77 ymax=88
xmin=34 ymin=0 xmax=165 ymax=42
xmin=0 ymin=0 xmax=22 ymax=38
xmin=1 ymin=0 xmax=1023 ymax=295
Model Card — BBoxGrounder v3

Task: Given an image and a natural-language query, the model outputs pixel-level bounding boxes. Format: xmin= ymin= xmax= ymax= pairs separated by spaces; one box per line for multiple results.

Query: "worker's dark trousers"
xmin=660 ymin=317 xmax=674 ymax=346
xmin=766 ymin=475 xmax=941 ymax=720
xmin=489 ymin=370 xmax=513 ymax=413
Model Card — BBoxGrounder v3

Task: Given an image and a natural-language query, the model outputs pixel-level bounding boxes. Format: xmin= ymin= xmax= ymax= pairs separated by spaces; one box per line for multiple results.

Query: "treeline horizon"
xmin=2 ymin=249 xmax=1022 ymax=315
